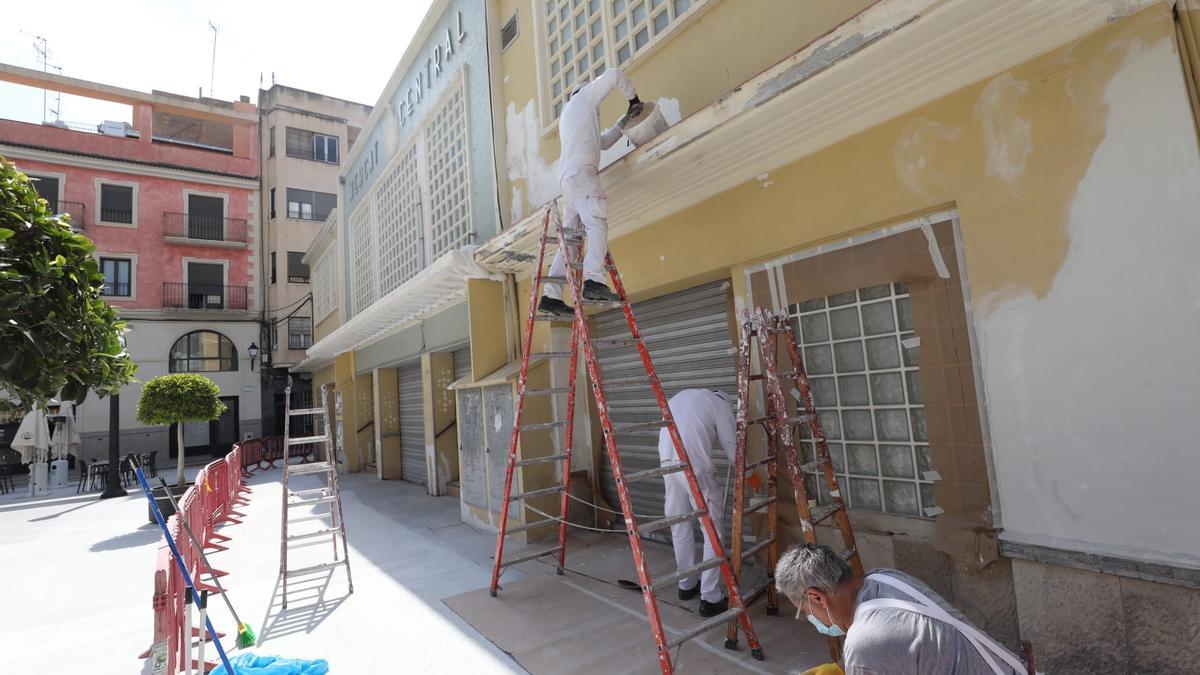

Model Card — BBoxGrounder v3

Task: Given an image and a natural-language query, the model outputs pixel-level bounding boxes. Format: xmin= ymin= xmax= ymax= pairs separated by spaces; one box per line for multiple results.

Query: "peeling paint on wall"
xmin=976 ymin=73 xmax=1033 ymax=185
xmin=894 ymin=117 xmax=961 ymax=199
xmin=505 ymin=99 xmax=558 ymax=219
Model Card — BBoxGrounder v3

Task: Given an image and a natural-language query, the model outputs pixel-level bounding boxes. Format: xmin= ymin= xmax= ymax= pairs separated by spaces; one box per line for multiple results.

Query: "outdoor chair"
xmin=0 ymin=449 xmax=19 ymax=494
xmin=86 ymin=462 xmax=107 ymax=491
xmin=76 ymin=460 xmax=88 ymax=494
xmin=120 ymin=453 xmax=139 ymax=487
xmin=145 ymin=450 xmax=158 ymax=478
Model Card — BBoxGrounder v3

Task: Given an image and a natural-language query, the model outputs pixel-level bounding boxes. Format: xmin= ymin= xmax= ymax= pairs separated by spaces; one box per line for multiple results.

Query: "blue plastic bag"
xmin=209 ymin=653 xmax=330 ymax=675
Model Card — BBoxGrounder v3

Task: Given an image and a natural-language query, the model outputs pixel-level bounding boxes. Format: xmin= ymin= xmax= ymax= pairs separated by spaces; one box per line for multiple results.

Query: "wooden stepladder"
xmin=727 ymin=308 xmax=864 ymax=660
xmin=487 ymin=206 xmax=765 ymax=674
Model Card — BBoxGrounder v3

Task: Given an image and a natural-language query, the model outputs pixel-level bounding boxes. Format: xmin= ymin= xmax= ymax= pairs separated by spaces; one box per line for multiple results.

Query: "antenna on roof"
xmin=20 ymin=29 xmax=59 ymax=124
xmin=208 ymin=20 xmax=219 ymax=99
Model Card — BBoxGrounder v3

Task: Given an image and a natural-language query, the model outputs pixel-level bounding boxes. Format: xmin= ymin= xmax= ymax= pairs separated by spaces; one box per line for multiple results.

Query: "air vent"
xmin=501 ymin=11 xmax=519 ymax=52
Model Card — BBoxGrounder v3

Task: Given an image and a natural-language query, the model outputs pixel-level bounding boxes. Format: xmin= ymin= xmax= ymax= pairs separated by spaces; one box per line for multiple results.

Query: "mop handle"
xmin=134 ymin=466 xmax=236 ymax=675
xmin=155 ymin=474 xmax=243 ymax=626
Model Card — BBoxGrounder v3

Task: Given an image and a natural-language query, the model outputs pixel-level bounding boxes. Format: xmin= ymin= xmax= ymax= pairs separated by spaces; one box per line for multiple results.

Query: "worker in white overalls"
xmin=539 ymin=68 xmax=642 ymax=316
xmin=658 ymin=388 xmax=738 ymax=618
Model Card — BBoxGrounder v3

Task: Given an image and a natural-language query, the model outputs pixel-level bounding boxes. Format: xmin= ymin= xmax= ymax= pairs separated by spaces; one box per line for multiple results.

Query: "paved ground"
xmin=0 ymin=464 xmax=825 ymax=674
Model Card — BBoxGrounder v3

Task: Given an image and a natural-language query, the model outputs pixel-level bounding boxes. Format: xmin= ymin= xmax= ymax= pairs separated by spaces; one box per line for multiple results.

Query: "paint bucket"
xmin=619 ymin=101 xmax=668 ymax=147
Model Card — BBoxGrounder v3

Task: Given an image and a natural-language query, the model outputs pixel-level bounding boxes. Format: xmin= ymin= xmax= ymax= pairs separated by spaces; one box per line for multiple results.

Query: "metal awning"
xmin=475 ymin=0 xmax=1154 ymax=275
xmin=295 ymin=246 xmax=501 ymax=371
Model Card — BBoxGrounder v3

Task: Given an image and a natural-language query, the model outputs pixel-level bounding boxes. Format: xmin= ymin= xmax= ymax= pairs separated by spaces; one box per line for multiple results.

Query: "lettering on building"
xmin=348 ymin=140 xmax=380 ymax=203
xmin=399 ymin=10 xmax=467 ymax=127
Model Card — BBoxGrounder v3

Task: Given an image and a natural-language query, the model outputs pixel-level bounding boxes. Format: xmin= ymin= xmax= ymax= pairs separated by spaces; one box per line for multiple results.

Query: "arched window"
xmin=169 ymin=330 xmax=238 ymax=372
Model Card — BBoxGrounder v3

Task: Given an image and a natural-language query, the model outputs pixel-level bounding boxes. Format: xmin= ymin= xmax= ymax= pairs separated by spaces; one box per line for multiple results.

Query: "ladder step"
xmin=567 ymin=261 xmax=616 ymax=271
xmin=739 ymin=536 xmax=775 ymax=561
xmin=604 ymin=375 xmax=651 ymax=388
xmin=537 ymin=275 xmax=568 ymax=285
xmin=638 ymin=508 xmax=706 ymax=537
xmin=808 ymin=503 xmax=841 ymax=525
xmin=534 ymin=313 xmax=575 ymax=322
xmin=503 ymin=519 xmax=559 ymax=536
xmin=510 ymin=484 xmax=566 ymax=502
xmin=498 ymin=545 xmax=561 ymax=569
xmin=840 ymin=546 xmax=857 ymax=561
xmin=514 ymin=453 xmax=569 ymax=467
xmin=592 ymin=337 xmax=639 ymax=348
xmin=749 ymin=414 xmax=813 ymax=426
xmin=287 ymin=462 xmax=334 ymax=476
xmin=559 ymin=226 xmax=586 ymax=239
xmin=651 ymin=556 xmax=726 ymax=592
xmin=287 ymin=528 xmax=339 ymax=542
xmin=286 ymin=560 xmax=347 ymax=577
xmin=288 ymin=495 xmax=337 ymax=508
xmin=288 ymin=407 xmax=325 ymax=416
xmin=290 ymin=487 xmax=330 ymax=498
xmin=667 ymin=607 xmax=745 ymax=649
xmin=524 ymin=387 xmax=572 ymax=397
xmin=529 ymin=350 xmax=573 ymax=361
xmin=289 ymin=513 xmax=334 ymax=523
xmin=580 ymin=299 xmax=624 ymax=309
xmin=745 ymin=454 xmax=777 ymax=471
xmin=744 ymin=495 xmax=776 ymax=514
xmin=287 ymin=435 xmax=327 ymax=445
xmin=625 ymin=463 xmax=686 ymax=483
xmin=612 ymin=419 xmax=669 ymax=434
xmin=520 ymin=420 xmax=567 ymax=432
xmin=800 ymin=458 xmax=829 ymax=473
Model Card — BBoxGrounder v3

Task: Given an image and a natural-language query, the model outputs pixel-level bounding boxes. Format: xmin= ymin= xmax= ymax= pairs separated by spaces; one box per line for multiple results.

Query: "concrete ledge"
xmin=163 ymin=236 xmax=248 ymax=249
xmin=1000 ymin=538 xmax=1200 ymax=590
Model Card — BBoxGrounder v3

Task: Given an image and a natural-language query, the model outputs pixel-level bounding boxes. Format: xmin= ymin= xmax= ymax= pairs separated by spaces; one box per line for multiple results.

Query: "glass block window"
xmin=544 ymin=0 xmax=608 ymax=119
xmin=790 ymin=283 xmax=937 ymax=518
xmin=377 ymin=145 xmax=424 ymax=295
xmin=424 ymin=86 xmax=473 ymax=259
xmin=312 ymin=248 xmax=336 ymax=322
xmin=350 ymin=204 xmax=376 ymax=315
xmin=611 ymin=0 xmax=694 ymax=67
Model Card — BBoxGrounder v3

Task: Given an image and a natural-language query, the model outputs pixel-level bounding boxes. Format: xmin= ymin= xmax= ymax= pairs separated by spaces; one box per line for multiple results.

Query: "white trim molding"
xmin=93 ymin=177 xmax=139 ymax=228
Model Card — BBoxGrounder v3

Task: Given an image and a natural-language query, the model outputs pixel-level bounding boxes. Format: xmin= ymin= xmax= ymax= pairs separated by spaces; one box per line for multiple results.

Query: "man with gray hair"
xmin=775 ymin=543 xmax=1028 ymax=674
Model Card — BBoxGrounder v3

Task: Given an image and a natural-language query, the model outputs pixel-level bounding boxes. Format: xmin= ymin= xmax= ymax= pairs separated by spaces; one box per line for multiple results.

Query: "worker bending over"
xmin=776 ymin=543 xmax=1029 ymax=674
xmin=539 ymin=67 xmax=642 ymax=316
xmin=658 ymin=388 xmax=736 ymax=618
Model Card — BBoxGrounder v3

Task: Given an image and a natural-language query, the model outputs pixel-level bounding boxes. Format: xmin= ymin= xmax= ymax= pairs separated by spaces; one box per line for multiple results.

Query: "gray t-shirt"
xmin=843 ymin=569 xmax=1023 ymax=675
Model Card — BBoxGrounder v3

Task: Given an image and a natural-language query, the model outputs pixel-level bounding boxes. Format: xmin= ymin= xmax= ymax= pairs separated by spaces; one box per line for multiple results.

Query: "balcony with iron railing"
xmin=162 ymin=212 xmax=248 ymax=246
xmin=50 ymin=200 xmax=86 ymax=228
xmin=287 ymin=317 xmax=313 ymax=350
xmin=101 ymin=281 xmax=132 ymax=297
xmin=162 ymin=283 xmax=250 ymax=311
xmin=99 ymin=208 xmax=133 ymax=225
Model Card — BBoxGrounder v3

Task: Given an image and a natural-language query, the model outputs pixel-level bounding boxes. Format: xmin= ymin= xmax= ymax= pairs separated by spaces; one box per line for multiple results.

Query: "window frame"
xmin=270 ymin=251 xmax=277 ymax=285
xmin=313 ymin=133 xmax=339 ymax=164
xmin=268 ymin=126 xmax=276 ymax=158
xmin=26 ymin=171 xmax=66 ymax=212
xmin=168 ymin=329 xmax=239 ymax=373
xmin=285 ymin=187 xmax=336 ymax=221
xmin=287 ymin=316 xmax=313 ymax=350
xmin=94 ymin=178 xmax=138 ymax=228
xmin=97 ymin=253 xmax=137 ymax=300
xmin=286 ymin=251 xmax=311 ymax=284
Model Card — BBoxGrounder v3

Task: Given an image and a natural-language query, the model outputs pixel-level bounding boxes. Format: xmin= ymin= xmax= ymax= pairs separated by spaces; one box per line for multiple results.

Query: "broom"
xmin=153 ymin=471 xmax=257 ymax=648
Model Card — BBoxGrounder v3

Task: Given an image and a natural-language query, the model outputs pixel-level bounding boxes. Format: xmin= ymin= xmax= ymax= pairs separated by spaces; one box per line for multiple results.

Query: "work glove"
xmin=627 ymin=95 xmax=644 ymax=119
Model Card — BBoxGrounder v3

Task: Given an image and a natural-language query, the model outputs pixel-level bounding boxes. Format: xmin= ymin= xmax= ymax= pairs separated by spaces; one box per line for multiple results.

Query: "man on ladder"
xmin=538 ymin=66 xmax=643 ymax=316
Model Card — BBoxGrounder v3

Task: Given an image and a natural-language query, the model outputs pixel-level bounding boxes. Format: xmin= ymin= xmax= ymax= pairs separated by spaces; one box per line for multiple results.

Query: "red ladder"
xmin=488 ymin=206 xmax=765 ymax=674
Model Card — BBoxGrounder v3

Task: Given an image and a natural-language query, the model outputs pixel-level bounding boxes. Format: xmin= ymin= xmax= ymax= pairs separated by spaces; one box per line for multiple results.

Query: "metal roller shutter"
xmin=398 ymin=360 xmax=427 ymax=486
xmin=594 ymin=280 xmax=738 ymax=542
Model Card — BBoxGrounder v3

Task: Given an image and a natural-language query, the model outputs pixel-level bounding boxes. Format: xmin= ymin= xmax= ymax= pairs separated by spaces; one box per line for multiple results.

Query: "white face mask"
xmin=797 ymin=597 xmax=846 ymax=637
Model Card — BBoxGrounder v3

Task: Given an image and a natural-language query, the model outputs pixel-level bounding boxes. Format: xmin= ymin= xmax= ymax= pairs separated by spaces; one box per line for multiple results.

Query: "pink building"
xmin=0 ymin=63 xmax=264 ymax=461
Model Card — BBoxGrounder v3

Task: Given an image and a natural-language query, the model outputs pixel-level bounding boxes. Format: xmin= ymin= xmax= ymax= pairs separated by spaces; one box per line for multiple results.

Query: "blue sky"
xmin=0 ymin=0 xmax=433 ymax=125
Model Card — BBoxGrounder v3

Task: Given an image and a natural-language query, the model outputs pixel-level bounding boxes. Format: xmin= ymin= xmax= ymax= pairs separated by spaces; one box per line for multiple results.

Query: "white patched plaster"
xmin=505 ymin=100 xmax=559 ymax=219
xmin=978 ymin=37 xmax=1200 ymax=562
xmin=894 ymin=117 xmax=961 ymax=198
xmin=976 ymin=73 xmax=1032 ymax=184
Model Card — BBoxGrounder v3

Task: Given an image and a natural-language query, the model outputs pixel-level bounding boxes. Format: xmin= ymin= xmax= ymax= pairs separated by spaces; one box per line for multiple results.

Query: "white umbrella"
xmin=50 ymin=404 xmax=81 ymax=459
xmin=12 ymin=407 xmax=51 ymax=464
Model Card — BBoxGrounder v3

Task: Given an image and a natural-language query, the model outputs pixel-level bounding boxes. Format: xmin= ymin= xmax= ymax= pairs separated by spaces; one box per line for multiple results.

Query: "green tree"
xmin=0 ymin=157 xmax=135 ymax=406
xmin=136 ymin=373 xmax=227 ymax=486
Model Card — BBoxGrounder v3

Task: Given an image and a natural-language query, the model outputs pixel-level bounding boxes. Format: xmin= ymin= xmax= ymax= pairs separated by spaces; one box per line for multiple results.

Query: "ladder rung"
xmin=287 ymin=435 xmax=327 ymax=445
xmin=638 ymin=508 xmax=706 ymax=537
xmin=840 ymin=547 xmax=857 ymax=561
xmin=534 ymin=313 xmax=574 ymax=322
xmin=288 ymin=407 xmax=325 ymax=416
xmin=749 ymin=414 xmax=813 ymax=426
xmin=745 ymin=454 xmax=776 ymax=471
xmin=524 ymin=387 xmax=572 ymax=397
xmin=514 ymin=453 xmax=569 ymax=467
xmin=612 ymin=419 xmax=669 ymax=434
xmin=667 ymin=607 xmax=745 ymax=649
xmin=739 ymin=536 xmax=775 ymax=560
xmin=289 ymin=513 xmax=333 ymax=523
xmin=624 ymin=463 xmax=686 ymax=483
xmin=592 ymin=337 xmax=639 ymax=348
xmin=801 ymin=458 xmax=829 ymax=473
xmin=287 ymin=528 xmax=339 ymax=542
xmin=741 ymin=581 xmax=770 ymax=605
xmin=559 ymin=226 xmax=586 ymax=239
xmin=743 ymin=495 xmax=776 ymax=514
xmin=287 ymin=462 xmax=334 ymax=476
xmin=503 ymin=519 xmax=559 ymax=536
xmin=604 ymin=375 xmax=651 ymax=388
xmin=651 ymin=556 xmax=725 ymax=592
xmin=567 ymin=261 xmax=616 ymax=271
xmin=537 ymin=275 xmax=568 ymax=285
xmin=290 ymin=487 xmax=329 ymax=498
xmin=580 ymin=299 xmax=623 ymax=309
xmin=529 ymin=351 xmax=573 ymax=361
xmin=288 ymin=495 xmax=337 ymax=508
xmin=510 ymin=484 xmax=566 ymax=502
xmin=498 ymin=545 xmax=561 ymax=569
xmin=286 ymin=560 xmax=347 ymax=577
xmin=520 ymin=421 xmax=567 ymax=432
xmin=807 ymin=504 xmax=841 ymax=525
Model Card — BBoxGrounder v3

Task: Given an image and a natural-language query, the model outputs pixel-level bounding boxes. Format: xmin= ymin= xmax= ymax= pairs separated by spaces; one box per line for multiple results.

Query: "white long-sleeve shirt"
xmin=657 ymin=389 xmax=737 ymax=476
xmin=557 ymin=68 xmax=637 ymax=183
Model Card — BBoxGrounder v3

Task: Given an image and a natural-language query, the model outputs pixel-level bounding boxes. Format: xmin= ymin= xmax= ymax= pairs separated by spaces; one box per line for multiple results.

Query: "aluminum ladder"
xmin=487 ymin=206 xmax=765 ymax=674
xmin=727 ymin=307 xmax=864 ymax=659
xmin=280 ymin=382 xmax=354 ymax=609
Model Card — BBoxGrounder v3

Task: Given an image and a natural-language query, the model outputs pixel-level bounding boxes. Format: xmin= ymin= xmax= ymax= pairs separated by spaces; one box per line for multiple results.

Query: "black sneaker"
xmin=678 ymin=583 xmax=700 ymax=601
xmin=698 ymin=597 xmax=729 ymax=618
xmin=538 ymin=296 xmax=575 ymax=316
xmin=583 ymin=280 xmax=620 ymax=302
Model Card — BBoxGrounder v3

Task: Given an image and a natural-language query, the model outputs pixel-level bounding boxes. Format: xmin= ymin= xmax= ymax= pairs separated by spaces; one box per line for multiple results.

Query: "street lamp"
xmin=100 ymin=334 xmax=128 ymax=499
xmin=248 ymin=342 xmax=259 ymax=371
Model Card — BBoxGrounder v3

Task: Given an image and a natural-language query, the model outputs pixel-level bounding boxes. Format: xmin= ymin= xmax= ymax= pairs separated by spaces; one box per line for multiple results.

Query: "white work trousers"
xmin=664 ymin=469 xmax=725 ymax=603
xmin=544 ymin=169 xmax=608 ymax=301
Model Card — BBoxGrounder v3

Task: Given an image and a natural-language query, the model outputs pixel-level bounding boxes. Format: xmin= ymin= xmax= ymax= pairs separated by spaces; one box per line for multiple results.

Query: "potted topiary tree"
xmin=136 ymin=373 xmax=226 ymax=518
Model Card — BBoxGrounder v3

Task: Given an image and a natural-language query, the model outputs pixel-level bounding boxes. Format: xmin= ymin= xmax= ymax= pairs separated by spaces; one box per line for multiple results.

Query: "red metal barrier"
xmin=145 ymin=440 xmax=265 ymax=674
